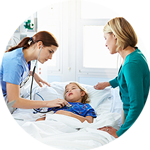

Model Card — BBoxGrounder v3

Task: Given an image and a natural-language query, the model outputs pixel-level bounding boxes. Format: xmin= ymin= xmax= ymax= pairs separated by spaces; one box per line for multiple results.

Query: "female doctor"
xmin=0 ymin=31 xmax=69 ymax=111
xmin=94 ymin=17 xmax=150 ymax=138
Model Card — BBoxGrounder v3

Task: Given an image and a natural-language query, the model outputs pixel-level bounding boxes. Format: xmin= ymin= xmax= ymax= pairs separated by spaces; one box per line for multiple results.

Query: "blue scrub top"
xmin=0 ymin=47 xmax=30 ymax=96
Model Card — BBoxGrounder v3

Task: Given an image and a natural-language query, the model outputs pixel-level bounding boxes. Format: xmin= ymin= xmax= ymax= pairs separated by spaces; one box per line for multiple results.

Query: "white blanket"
xmin=14 ymin=82 xmax=122 ymax=149
xmin=13 ymin=111 xmax=120 ymax=150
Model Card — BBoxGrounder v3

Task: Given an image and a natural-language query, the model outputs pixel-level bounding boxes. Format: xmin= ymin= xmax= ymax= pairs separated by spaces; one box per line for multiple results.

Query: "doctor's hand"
xmin=33 ymin=73 xmax=50 ymax=87
xmin=46 ymin=98 xmax=69 ymax=108
xmin=94 ymin=82 xmax=110 ymax=90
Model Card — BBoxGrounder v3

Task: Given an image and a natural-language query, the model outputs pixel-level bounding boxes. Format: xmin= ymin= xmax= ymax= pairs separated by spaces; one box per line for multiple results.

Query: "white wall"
xmin=3 ymin=1 xmax=115 ymax=86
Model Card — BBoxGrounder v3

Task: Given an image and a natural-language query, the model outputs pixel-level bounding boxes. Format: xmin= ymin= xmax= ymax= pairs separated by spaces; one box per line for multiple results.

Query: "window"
xmin=76 ymin=0 xmax=119 ymax=78
xmin=83 ymin=25 xmax=118 ymax=69
xmin=36 ymin=0 xmax=120 ymax=83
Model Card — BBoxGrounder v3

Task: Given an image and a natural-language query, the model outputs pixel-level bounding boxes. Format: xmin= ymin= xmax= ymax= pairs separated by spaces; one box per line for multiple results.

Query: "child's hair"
xmin=64 ymin=82 xmax=90 ymax=104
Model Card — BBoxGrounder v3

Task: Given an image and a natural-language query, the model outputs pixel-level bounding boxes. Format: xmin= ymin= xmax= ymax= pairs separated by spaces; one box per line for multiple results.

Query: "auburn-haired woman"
xmin=0 ymin=31 xmax=69 ymax=112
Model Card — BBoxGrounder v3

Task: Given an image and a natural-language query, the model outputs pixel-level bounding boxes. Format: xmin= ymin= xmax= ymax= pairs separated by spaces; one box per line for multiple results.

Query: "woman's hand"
xmin=30 ymin=71 xmax=50 ymax=87
xmin=94 ymin=82 xmax=110 ymax=90
xmin=45 ymin=99 xmax=69 ymax=108
xmin=97 ymin=126 xmax=118 ymax=138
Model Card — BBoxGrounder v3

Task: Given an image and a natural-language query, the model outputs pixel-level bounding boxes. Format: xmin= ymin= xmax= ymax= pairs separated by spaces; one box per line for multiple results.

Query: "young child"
xmin=37 ymin=82 xmax=97 ymax=123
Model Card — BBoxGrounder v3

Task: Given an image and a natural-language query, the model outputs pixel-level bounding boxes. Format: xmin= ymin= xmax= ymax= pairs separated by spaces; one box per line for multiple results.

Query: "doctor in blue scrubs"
xmin=94 ymin=17 xmax=150 ymax=138
xmin=0 ymin=31 xmax=68 ymax=111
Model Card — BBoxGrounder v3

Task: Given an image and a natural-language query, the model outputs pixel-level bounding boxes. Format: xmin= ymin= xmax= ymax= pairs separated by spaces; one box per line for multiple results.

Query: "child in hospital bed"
xmin=36 ymin=82 xmax=97 ymax=123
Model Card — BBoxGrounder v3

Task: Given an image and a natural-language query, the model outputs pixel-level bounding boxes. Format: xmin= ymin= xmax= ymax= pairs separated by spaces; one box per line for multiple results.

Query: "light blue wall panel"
xmin=78 ymin=77 xmax=111 ymax=86
xmin=47 ymin=76 xmax=61 ymax=83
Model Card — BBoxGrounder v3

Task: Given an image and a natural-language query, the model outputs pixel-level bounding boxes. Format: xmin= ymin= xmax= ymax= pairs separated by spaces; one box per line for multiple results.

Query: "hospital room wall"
xmin=1 ymin=0 xmax=150 ymax=85
xmin=37 ymin=0 xmax=119 ymax=85
xmin=0 ymin=0 xmax=119 ymax=85
xmin=43 ymin=0 xmax=150 ymax=85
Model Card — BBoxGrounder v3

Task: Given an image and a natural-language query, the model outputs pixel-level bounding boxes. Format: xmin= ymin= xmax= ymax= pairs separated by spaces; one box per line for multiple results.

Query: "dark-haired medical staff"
xmin=0 ymin=31 xmax=69 ymax=112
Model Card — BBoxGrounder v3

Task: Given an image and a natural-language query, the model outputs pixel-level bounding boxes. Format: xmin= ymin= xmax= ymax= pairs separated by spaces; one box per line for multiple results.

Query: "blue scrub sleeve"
xmin=3 ymin=59 xmax=23 ymax=85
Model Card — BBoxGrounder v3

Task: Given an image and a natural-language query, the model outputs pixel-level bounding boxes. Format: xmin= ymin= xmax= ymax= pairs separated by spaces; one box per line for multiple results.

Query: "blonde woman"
xmin=95 ymin=17 xmax=150 ymax=138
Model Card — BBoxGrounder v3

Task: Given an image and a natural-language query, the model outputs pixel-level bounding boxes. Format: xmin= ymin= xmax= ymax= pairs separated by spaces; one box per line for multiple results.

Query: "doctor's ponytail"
xmin=6 ymin=31 xmax=59 ymax=52
xmin=5 ymin=37 xmax=31 ymax=52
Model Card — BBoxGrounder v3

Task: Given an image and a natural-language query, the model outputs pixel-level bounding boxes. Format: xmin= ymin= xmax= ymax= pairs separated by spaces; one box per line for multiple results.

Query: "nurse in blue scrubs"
xmin=0 ymin=31 xmax=68 ymax=111
xmin=94 ymin=17 xmax=150 ymax=138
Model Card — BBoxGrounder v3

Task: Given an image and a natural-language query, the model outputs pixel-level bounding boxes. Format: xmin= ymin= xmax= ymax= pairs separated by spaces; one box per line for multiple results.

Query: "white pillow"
xmin=33 ymin=85 xmax=60 ymax=101
xmin=81 ymin=84 xmax=112 ymax=109
xmin=50 ymin=82 xmax=112 ymax=109
xmin=50 ymin=81 xmax=69 ymax=98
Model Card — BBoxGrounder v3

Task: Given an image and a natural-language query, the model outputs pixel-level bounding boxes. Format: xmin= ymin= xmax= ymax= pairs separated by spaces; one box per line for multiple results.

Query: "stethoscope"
xmin=29 ymin=46 xmax=71 ymax=113
xmin=29 ymin=46 xmax=51 ymax=113
xmin=30 ymin=46 xmax=42 ymax=101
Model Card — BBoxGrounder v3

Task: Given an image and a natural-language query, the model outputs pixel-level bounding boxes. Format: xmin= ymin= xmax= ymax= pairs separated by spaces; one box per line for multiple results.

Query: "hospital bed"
xmin=12 ymin=81 xmax=122 ymax=150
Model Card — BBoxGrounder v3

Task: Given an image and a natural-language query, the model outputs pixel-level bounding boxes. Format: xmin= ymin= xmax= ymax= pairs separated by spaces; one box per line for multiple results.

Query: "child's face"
xmin=65 ymin=83 xmax=85 ymax=103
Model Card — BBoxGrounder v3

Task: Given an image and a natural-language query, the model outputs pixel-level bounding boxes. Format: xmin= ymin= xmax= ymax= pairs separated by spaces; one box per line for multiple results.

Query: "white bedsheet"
xmin=13 ymin=81 xmax=122 ymax=149
xmin=13 ymin=110 xmax=120 ymax=150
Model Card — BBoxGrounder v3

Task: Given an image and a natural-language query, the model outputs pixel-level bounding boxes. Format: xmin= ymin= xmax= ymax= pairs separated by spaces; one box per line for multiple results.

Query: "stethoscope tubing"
xmin=29 ymin=47 xmax=52 ymax=113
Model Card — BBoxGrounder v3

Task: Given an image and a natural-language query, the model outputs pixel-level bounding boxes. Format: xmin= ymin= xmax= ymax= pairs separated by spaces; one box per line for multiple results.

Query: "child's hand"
xmin=36 ymin=117 xmax=46 ymax=121
xmin=55 ymin=110 xmax=72 ymax=116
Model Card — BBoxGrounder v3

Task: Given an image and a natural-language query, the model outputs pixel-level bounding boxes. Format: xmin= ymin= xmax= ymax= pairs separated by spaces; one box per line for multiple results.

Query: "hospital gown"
xmin=48 ymin=102 xmax=97 ymax=118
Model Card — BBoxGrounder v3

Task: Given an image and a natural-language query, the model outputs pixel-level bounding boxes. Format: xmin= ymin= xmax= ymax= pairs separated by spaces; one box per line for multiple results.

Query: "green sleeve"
xmin=117 ymin=62 xmax=145 ymax=137
xmin=109 ymin=77 xmax=119 ymax=88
